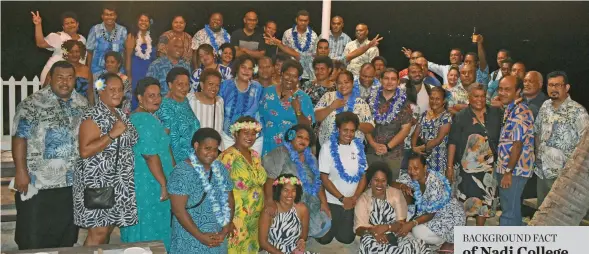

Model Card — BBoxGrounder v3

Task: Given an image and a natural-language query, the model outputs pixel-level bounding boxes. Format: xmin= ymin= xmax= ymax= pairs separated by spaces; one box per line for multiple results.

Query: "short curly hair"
xmin=272 ymin=173 xmax=303 ymax=203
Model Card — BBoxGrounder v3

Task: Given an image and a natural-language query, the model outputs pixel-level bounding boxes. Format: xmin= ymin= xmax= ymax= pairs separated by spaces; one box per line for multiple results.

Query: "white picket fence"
xmin=1 ymin=76 xmax=42 ymax=150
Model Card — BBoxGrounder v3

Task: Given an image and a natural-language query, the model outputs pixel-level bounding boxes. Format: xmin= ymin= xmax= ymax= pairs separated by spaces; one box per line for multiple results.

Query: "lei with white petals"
xmin=189 ymin=154 xmax=231 ymax=227
xmin=134 ymin=31 xmax=153 ymax=60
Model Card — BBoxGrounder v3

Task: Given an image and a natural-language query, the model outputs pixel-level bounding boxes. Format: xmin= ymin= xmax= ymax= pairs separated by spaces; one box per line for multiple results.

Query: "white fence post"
xmin=1 ymin=76 xmax=41 ymax=150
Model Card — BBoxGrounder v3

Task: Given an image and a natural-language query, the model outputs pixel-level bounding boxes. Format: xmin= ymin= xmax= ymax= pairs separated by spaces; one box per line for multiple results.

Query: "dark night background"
xmin=2 ymin=1 xmax=589 ymax=111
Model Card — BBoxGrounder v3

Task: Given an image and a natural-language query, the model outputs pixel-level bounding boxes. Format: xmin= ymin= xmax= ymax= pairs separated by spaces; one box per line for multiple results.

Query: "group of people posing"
xmin=11 ymin=4 xmax=588 ymax=254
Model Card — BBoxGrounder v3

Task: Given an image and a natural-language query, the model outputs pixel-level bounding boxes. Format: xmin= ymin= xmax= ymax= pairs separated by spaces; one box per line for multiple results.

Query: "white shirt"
xmin=187 ymin=93 xmax=224 ymax=135
xmin=416 ymin=84 xmax=430 ymax=114
xmin=319 ymin=140 xmax=363 ymax=206
xmin=344 ymin=39 xmax=379 ymax=76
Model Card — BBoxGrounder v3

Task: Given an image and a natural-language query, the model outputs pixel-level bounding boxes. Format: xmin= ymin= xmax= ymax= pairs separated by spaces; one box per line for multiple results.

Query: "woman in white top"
xmin=187 ymin=68 xmax=225 ymax=149
xmin=317 ymin=112 xmax=368 ymax=245
xmin=32 ymin=11 xmax=86 ymax=85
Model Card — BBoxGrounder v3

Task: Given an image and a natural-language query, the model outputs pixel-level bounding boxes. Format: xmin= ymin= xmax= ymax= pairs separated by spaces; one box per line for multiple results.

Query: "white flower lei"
xmin=189 ymin=154 xmax=231 ymax=227
xmin=134 ymin=31 xmax=153 ymax=60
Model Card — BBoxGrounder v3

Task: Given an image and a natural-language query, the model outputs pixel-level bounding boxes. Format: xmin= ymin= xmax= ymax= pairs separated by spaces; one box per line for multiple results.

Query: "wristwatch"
xmin=338 ymin=196 xmax=345 ymax=203
xmin=386 ymin=144 xmax=392 ymax=152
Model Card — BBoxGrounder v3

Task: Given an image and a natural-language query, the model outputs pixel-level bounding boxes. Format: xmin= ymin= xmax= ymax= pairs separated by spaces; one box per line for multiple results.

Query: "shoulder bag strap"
xmin=186 ymin=168 xmax=213 ymax=210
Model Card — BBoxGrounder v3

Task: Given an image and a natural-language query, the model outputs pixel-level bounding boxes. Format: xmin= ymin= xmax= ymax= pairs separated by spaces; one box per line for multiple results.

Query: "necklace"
xmin=189 ymin=154 xmax=231 ymax=227
xmin=284 ymin=143 xmax=322 ymax=196
xmin=291 ymin=25 xmax=312 ymax=52
xmin=329 ymin=131 xmax=367 ymax=183
xmin=204 ymin=25 xmax=230 ymax=53
xmin=370 ymin=87 xmax=406 ymax=124
xmin=101 ymin=24 xmax=118 ymax=43
xmin=134 ymin=31 xmax=152 ymax=60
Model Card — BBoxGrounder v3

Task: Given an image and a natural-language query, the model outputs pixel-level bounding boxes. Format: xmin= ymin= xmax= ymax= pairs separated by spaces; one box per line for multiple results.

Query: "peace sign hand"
xmin=401 ymin=47 xmax=412 ymax=58
xmin=31 ymin=11 xmax=42 ymax=25
xmin=368 ymin=34 xmax=383 ymax=48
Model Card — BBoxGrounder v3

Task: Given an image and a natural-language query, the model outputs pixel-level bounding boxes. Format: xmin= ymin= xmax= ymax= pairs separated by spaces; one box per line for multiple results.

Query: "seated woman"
xmin=167 ymin=128 xmax=235 ymax=253
xmin=354 ymin=161 xmax=430 ymax=254
xmin=262 ymin=125 xmax=331 ymax=239
xmin=398 ymin=153 xmax=465 ymax=251
xmin=61 ymin=39 xmax=93 ymax=103
xmin=259 ymin=174 xmax=315 ymax=254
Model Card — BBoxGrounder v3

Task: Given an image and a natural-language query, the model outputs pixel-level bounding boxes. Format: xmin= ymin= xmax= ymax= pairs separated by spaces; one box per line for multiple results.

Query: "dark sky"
xmin=2 ymin=1 xmax=589 ymax=108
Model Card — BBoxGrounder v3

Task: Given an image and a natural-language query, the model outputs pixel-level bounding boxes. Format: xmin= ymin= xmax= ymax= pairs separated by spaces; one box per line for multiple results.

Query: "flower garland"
xmin=370 ymin=87 xmax=407 ymax=124
xmin=335 ymin=90 xmax=358 ymax=114
xmin=100 ymin=24 xmax=118 ymax=43
xmin=291 ymin=25 xmax=312 ymax=53
xmin=329 ymin=131 xmax=367 ymax=183
xmin=410 ymin=170 xmax=452 ymax=214
xmin=230 ymin=121 xmax=262 ymax=134
xmin=189 ymin=154 xmax=231 ymax=227
xmin=283 ymin=142 xmax=322 ymax=196
xmin=272 ymin=176 xmax=303 ymax=186
xmin=204 ymin=25 xmax=230 ymax=53
xmin=134 ymin=31 xmax=152 ymax=60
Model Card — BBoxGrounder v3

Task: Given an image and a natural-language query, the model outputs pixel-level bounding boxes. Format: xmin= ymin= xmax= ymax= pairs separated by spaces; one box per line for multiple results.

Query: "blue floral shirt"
xmin=535 ymin=97 xmax=589 ymax=179
xmin=219 ymin=79 xmax=264 ymax=136
xmin=496 ymin=99 xmax=535 ymax=177
xmin=259 ymin=86 xmax=316 ymax=156
xmin=12 ymin=87 xmax=89 ymax=189
xmin=86 ymin=22 xmax=128 ymax=75
xmin=146 ymin=56 xmax=191 ymax=96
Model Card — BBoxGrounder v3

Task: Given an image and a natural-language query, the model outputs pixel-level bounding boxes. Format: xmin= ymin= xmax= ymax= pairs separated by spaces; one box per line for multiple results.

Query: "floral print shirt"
xmin=299 ymin=80 xmax=336 ymax=106
xmin=13 ymin=87 xmax=89 ymax=189
xmin=258 ymin=86 xmax=315 ymax=156
xmin=535 ymin=97 xmax=589 ymax=179
xmin=314 ymin=91 xmax=375 ymax=146
xmin=496 ymin=99 xmax=535 ymax=177
xmin=443 ymin=83 xmax=469 ymax=108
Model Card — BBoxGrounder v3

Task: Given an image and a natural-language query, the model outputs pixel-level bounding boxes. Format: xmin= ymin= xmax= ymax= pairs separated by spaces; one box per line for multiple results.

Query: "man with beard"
xmin=12 ymin=61 xmax=88 ymax=250
xmin=534 ymin=71 xmax=589 ymax=207
xmin=256 ymin=56 xmax=274 ymax=88
xmin=496 ymin=75 xmax=535 ymax=226
xmin=371 ymin=56 xmax=387 ymax=81
xmin=191 ymin=12 xmax=230 ymax=64
xmin=491 ymin=61 xmax=526 ymax=108
xmin=523 ymin=71 xmax=548 ymax=117
xmin=319 ymin=16 xmax=351 ymax=60
xmin=231 ymin=11 xmax=266 ymax=59
xmin=147 ymin=37 xmax=191 ymax=95
xmin=399 ymin=49 xmax=437 ymax=79
xmin=344 ymin=23 xmax=380 ymax=76
xmin=415 ymin=56 xmax=442 ymax=86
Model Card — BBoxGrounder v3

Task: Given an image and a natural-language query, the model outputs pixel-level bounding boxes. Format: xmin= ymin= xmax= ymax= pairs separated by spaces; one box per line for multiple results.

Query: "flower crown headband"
xmin=229 ymin=121 xmax=262 ymax=134
xmin=273 ymin=176 xmax=302 ymax=186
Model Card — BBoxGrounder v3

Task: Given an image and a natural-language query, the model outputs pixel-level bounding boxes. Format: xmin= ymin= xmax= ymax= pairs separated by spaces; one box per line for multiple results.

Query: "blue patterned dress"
xmin=417 ymin=110 xmax=452 ymax=173
xmin=75 ymin=77 xmax=90 ymax=98
xmin=120 ymin=112 xmax=174 ymax=250
xmin=258 ymin=86 xmax=316 ymax=156
xmin=155 ymin=97 xmax=201 ymax=163
xmin=167 ymin=160 xmax=233 ymax=254
xmin=219 ymin=79 xmax=263 ymax=136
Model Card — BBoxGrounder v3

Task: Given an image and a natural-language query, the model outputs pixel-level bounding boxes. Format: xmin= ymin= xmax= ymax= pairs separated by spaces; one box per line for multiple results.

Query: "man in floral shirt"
xmin=495 ymin=75 xmax=535 ymax=226
xmin=12 ymin=61 xmax=88 ymax=249
xmin=534 ymin=71 xmax=589 ymax=207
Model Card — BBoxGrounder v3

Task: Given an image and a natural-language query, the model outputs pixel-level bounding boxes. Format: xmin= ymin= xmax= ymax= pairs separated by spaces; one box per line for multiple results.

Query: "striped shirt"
xmin=320 ymin=31 xmax=352 ymax=61
xmin=187 ymin=93 xmax=224 ymax=136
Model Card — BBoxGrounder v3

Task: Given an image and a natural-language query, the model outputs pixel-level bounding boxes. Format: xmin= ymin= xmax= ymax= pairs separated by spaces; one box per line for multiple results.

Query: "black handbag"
xmin=84 ymin=137 xmax=120 ymax=210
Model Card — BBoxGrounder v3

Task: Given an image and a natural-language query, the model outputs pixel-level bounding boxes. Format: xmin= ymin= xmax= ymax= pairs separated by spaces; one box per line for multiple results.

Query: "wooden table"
xmin=2 ymin=241 xmax=166 ymax=254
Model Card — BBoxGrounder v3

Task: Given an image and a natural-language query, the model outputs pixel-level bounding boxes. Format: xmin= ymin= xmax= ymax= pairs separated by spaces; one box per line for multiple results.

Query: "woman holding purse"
xmin=74 ymin=72 xmax=139 ymax=246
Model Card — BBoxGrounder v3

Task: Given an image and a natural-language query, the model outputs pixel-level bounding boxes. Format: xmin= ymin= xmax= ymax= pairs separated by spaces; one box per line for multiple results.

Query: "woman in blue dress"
xmin=259 ymin=59 xmax=315 ymax=156
xmin=124 ymin=13 xmax=156 ymax=111
xmin=120 ymin=77 xmax=173 ymax=250
xmin=155 ymin=67 xmax=201 ymax=163
xmin=168 ymin=128 xmax=235 ymax=254
xmin=219 ymin=54 xmax=263 ymax=153
xmin=411 ymin=87 xmax=452 ymax=174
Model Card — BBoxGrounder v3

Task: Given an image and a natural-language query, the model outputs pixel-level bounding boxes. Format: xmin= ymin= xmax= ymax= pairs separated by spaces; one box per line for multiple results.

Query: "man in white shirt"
xmin=318 ymin=112 xmax=368 ymax=245
xmin=344 ymin=23 xmax=379 ymax=76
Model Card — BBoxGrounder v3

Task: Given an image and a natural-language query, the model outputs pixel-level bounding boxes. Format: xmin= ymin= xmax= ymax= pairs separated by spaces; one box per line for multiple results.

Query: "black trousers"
xmin=15 ymin=187 xmax=79 ymax=250
xmin=316 ymin=203 xmax=356 ymax=245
